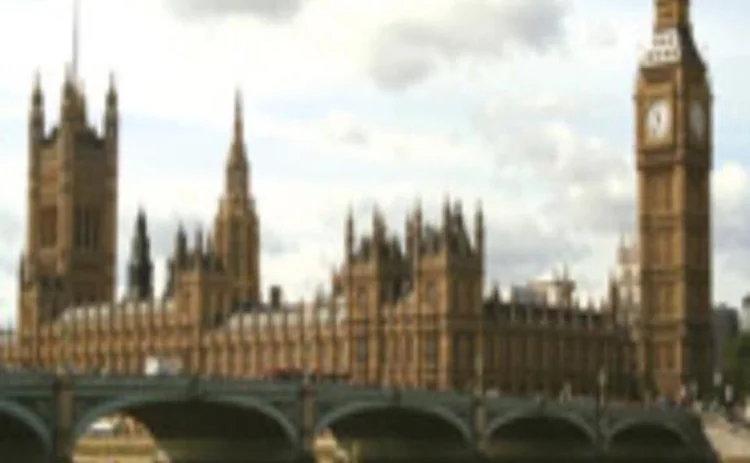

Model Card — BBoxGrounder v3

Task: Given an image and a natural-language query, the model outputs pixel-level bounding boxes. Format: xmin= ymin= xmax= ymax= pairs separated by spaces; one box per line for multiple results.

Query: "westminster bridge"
xmin=0 ymin=372 xmax=717 ymax=462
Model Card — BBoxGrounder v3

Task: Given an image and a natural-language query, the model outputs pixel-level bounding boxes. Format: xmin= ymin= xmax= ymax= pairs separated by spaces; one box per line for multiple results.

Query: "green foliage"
xmin=724 ymin=332 xmax=750 ymax=394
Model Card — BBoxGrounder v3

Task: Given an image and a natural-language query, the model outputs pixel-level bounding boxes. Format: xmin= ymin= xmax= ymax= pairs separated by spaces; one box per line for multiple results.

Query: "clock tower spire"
xmin=655 ymin=0 xmax=690 ymax=31
xmin=635 ymin=0 xmax=712 ymax=397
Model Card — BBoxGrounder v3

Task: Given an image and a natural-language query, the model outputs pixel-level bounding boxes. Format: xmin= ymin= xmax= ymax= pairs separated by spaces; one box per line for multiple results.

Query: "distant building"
xmin=611 ymin=235 xmax=640 ymax=327
xmin=712 ymin=304 xmax=740 ymax=374
xmin=509 ymin=266 xmax=576 ymax=307
xmin=741 ymin=294 xmax=750 ymax=332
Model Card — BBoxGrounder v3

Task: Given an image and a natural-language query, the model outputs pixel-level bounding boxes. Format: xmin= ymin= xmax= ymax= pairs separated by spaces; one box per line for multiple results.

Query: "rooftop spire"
xmin=127 ymin=207 xmax=153 ymax=301
xmin=72 ymin=0 xmax=80 ymax=81
xmin=234 ymin=87 xmax=243 ymax=144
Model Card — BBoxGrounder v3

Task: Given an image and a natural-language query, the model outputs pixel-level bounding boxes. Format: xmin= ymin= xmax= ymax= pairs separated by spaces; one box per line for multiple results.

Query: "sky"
xmin=0 ymin=0 xmax=749 ymax=324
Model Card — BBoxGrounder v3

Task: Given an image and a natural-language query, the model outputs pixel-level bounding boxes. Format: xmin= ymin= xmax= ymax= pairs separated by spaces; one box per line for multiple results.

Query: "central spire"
xmin=228 ymin=88 xmax=248 ymax=167
xmin=225 ymin=89 xmax=250 ymax=198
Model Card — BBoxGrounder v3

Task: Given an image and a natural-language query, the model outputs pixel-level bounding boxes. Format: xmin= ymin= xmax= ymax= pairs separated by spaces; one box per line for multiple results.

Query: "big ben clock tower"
xmin=635 ymin=0 xmax=712 ymax=397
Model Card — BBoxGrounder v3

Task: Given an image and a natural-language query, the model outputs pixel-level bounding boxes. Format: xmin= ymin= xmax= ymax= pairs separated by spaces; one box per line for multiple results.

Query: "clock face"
xmin=645 ymin=99 xmax=671 ymax=141
xmin=690 ymin=101 xmax=706 ymax=140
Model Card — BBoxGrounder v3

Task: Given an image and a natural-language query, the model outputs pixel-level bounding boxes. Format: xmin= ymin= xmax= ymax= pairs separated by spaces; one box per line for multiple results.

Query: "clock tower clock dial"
xmin=634 ymin=0 xmax=713 ymax=397
xmin=645 ymin=99 xmax=671 ymax=141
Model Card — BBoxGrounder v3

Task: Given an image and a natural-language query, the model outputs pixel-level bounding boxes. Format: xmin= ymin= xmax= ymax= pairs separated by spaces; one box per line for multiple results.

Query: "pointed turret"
xmin=232 ymin=88 xmax=244 ymax=151
xmin=453 ymin=199 xmax=464 ymax=229
xmin=104 ymin=72 xmax=118 ymax=138
xmin=608 ymin=270 xmax=620 ymax=324
xmin=442 ymin=195 xmax=451 ymax=233
xmin=60 ymin=65 xmax=87 ymax=127
xmin=29 ymin=72 xmax=44 ymax=144
xmin=372 ymin=206 xmax=385 ymax=243
xmin=345 ymin=206 xmax=354 ymax=260
xmin=225 ymin=89 xmax=249 ymax=198
xmin=474 ymin=200 xmax=484 ymax=257
xmin=174 ymin=223 xmax=187 ymax=262
xmin=31 ymin=72 xmax=43 ymax=107
xmin=126 ymin=208 xmax=153 ymax=301
xmin=412 ymin=198 xmax=423 ymax=256
xmin=195 ymin=227 xmax=204 ymax=257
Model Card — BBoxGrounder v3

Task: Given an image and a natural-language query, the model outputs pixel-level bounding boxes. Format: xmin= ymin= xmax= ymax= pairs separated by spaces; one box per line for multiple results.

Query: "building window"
xmin=426 ymin=335 xmax=437 ymax=363
xmin=74 ymin=206 xmax=83 ymax=249
xmin=230 ymin=221 xmax=241 ymax=276
xmin=356 ymin=287 xmax=368 ymax=310
xmin=90 ymin=208 xmax=101 ymax=250
xmin=40 ymin=206 xmax=57 ymax=247
xmin=425 ymin=281 xmax=437 ymax=302
xmin=357 ymin=339 xmax=367 ymax=362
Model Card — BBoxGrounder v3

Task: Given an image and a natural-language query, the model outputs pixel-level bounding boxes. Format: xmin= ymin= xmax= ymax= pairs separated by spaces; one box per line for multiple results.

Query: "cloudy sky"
xmin=0 ymin=0 xmax=748 ymax=323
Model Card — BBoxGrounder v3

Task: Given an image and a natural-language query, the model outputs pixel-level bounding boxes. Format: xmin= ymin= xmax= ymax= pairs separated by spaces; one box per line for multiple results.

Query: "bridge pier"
xmin=473 ymin=390 xmax=487 ymax=456
xmin=300 ymin=383 xmax=317 ymax=455
xmin=52 ymin=377 xmax=75 ymax=463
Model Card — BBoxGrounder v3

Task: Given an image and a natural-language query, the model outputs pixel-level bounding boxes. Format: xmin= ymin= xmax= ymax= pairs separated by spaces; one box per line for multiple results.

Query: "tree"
xmin=723 ymin=332 xmax=750 ymax=396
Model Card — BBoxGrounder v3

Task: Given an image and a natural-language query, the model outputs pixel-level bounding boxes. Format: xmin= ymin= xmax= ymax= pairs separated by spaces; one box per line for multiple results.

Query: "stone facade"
xmin=634 ymin=0 xmax=714 ymax=396
xmin=0 ymin=71 xmax=635 ymax=399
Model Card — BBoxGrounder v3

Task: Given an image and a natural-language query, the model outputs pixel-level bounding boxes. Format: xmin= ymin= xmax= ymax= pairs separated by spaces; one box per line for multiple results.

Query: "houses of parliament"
xmin=0 ymin=0 xmax=714 ymax=400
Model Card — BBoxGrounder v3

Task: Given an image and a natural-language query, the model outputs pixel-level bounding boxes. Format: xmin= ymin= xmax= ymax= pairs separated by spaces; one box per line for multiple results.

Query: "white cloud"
xmin=166 ymin=0 xmax=311 ymax=23
xmin=367 ymin=0 xmax=569 ymax=90
xmin=1 ymin=0 xmax=750 ymax=324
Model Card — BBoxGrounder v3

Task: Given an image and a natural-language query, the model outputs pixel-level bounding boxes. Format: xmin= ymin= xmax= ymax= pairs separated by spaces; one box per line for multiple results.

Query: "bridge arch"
xmin=486 ymin=408 xmax=596 ymax=443
xmin=72 ymin=392 xmax=299 ymax=445
xmin=316 ymin=401 xmax=473 ymax=445
xmin=0 ymin=399 xmax=52 ymax=450
xmin=606 ymin=417 xmax=692 ymax=448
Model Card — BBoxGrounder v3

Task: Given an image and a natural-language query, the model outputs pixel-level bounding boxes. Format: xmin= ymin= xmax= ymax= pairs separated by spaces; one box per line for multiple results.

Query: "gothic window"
xmin=425 ymin=335 xmax=437 ymax=363
xmin=380 ymin=285 xmax=390 ymax=303
xmin=40 ymin=206 xmax=57 ymax=247
xmin=230 ymin=221 xmax=240 ymax=276
xmin=246 ymin=238 xmax=254 ymax=277
xmin=83 ymin=208 xmax=90 ymax=248
xmin=425 ymin=280 xmax=437 ymax=302
xmin=356 ymin=287 xmax=368 ymax=310
xmin=393 ymin=280 xmax=402 ymax=300
xmin=356 ymin=339 xmax=367 ymax=362
xmin=90 ymin=208 xmax=101 ymax=250
xmin=465 ymin=282 xmax=474 ymax=313
xmin=652 ymin=233 xmax=661 ymax=266
xmin=74 ymin=206 xmax=83 ymax=249
xmin=664 ymin=177 xmax=673 ymax=211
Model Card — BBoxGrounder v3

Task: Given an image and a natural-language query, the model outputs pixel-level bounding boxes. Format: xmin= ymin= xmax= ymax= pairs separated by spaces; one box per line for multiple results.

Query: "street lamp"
xmin=713 ymin=370 xmax=723 ymax=412
xmin=688 ymin=379 xmax=699 ymax=410
xmin=595 ymin=368 xmax=607 ymax=455
xmin=303 ymin=340 xmax=312 ymax=386
xmin=597 ymin=368 xmax=607 ymax=407
xmin=475 ymin=352 xmax=484 ymax=396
